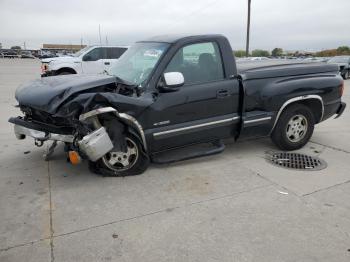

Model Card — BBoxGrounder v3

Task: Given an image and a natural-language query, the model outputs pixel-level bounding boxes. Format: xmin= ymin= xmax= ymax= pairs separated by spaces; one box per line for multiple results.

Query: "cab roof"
xmin=89 ymin=45 xmax=129 ymax=48
xmin=139 ymin=34 xmax=226 ymax=44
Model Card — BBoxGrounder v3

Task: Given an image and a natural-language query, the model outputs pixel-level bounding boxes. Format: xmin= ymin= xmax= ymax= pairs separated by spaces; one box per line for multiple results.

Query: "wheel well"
xmin=126 ymin=126 xmax=147 ymax=153
xmin=98 ymin=112 xmax=147 ymax=153
xmin=277 ymin=99 xmax=323 ymax=125
xmin=293 ymin=99 xmax=323 ymax=123
xmin=56 ymin=67 xmax=76 ymax=74
xmin=270 ymin=98 xmax=323 ymax=134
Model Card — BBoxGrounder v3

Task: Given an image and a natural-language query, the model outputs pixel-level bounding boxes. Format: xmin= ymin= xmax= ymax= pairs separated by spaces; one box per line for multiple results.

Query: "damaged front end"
xmin=9 ymin=73 xmax=152 ymax=171
xmin=9 ymin=107 xmax=115 ymax=162
xmin=9 ymin=106 xmax=146 ymax=169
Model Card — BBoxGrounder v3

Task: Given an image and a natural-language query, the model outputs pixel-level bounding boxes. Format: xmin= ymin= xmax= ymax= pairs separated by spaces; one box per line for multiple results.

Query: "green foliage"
xmin=315 ymin=49 xmax=338 ymax=57
xmin=271 ymin=48 xmax=283 ymax=57
xmin=251 ymin=49 xmax=270 ymax=57
xmin=316 ymin=46 xmax=350 ymax=57
xmin=234 ymin=50 xmax=247 ymax=58
xmin=236 ymin=45 xmax=350 ymax=58
xmin=337 ymin=46 xmax=350 ymax=54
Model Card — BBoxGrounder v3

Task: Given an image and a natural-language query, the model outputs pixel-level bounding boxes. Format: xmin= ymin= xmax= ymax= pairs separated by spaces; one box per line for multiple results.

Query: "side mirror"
xmin=159 ymin=72 xmax=184 ymax=92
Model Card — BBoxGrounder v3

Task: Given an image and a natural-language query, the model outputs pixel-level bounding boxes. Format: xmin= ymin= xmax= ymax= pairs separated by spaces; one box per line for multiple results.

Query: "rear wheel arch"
xmin=271 ymin=103 xmax=315 ymax=151
xmin=296 ymin=99 xmax=323 ymax=123
xmin=270 ymin=95 xmax=324 ymax=134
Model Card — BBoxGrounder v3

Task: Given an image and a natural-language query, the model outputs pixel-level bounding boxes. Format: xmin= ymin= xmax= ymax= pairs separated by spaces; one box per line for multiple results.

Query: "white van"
xmin=41 ymin=46 xmax=128 ymax=77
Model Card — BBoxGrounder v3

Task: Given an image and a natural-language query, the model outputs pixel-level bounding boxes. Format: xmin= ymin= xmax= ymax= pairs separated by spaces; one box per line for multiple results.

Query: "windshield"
xmin=109 ymin=42 xmax=169 ymax=86
xmin=328 ymin=56 xmax=350 ymax=63
xmin=74 ymin=46 xmax=91 ymax=57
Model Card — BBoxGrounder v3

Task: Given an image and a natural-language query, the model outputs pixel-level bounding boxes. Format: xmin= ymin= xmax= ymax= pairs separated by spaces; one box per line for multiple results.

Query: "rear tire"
xmin=271 ymin=104 xmax=315 ymax=151
xmin=89 ymin=134 xmax=149 ymax=177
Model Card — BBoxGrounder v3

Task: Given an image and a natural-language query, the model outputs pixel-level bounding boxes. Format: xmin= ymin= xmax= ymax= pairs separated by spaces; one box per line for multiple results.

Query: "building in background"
xmin=41 ymin=44 xmax=87 ymax=55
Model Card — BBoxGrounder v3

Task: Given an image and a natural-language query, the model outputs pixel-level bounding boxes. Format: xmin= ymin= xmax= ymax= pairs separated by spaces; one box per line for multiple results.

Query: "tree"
xmin=271 ymin=48 xmax=283 ymax=57
xmin=316 ymin=47 xmax=350 ymax=57
xmin=234 ymin=50 xmax=247 ymax=58
xmin=10 ymin=46 xmax=21 ymax=50
xmin=252 ymin=49 xmax=270 ymax=57
xmin=337 ymin=46 xmax=350 ymax=54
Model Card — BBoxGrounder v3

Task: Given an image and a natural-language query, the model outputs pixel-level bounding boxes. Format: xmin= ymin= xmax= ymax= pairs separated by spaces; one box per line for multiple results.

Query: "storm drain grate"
xmin=267 ymin=152 xmax=327 ymax=171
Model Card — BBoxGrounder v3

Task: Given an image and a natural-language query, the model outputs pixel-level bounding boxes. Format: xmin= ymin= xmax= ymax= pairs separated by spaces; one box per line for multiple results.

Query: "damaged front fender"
xmin=79 ymin=107 xmax=148 ymax=152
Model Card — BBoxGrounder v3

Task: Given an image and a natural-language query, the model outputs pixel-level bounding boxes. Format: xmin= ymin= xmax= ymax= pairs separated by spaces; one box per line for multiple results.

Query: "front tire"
xmin=89 ymin=134 xmax=149 ymax=177
xmin=271 ymin=104 xmax=315 ymax=151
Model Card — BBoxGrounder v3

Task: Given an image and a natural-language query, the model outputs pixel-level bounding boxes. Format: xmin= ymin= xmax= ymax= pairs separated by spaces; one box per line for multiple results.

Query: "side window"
xmin=83 ymin=47 xmax=102 ymax=61
xmin=165 ymin=42 xmax=224 ymax=85
xmin=106 ymin=47 xmax=128 ymax=59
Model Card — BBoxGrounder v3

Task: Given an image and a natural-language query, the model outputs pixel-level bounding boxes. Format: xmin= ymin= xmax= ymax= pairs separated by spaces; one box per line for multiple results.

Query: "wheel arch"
xmin=79 ymin=107 xmax=148 ymax=152
xmin=270 ymin=95 xmax=324 ymax=134
xmin=56 ymin=67 xmax=77 ymax=74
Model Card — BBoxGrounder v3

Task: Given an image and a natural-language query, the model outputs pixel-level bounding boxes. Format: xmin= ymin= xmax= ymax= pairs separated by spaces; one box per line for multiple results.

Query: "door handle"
xmin=217 ymin=89 xmax=229 ymax=98
xmin=104 ymin=62 xmax=110 ymax=65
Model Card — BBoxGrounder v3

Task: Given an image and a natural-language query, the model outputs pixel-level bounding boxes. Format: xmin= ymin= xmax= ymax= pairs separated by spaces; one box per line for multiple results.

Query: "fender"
xmin=50 ymin=63 xmax=80 ymax=74
xmin=269 ymin=95 xmax=324 ymax=134
xmin=79 ymin=107 xmax=148 ymax=151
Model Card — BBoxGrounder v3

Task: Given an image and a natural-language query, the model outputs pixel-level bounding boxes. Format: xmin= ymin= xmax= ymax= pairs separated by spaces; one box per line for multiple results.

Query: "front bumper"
xmin=9 ymin=116 xmax=113 ymax=161
xmin=41 ymin=70 xmax=55 ymax=77
xmin=335 ymin=102 xmax=346 ymax=119
xmin=9 ymin=116 xmax=74 ymax=135
xmin=13 ymin=124 xmax=74 ymax=142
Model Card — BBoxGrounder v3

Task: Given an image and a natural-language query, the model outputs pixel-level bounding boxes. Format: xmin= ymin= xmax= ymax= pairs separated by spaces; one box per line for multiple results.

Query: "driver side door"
xmin=81 ymin=47 xmax=104 ymax=74
xmin=144 ymin=41 xmax=240 ymax=152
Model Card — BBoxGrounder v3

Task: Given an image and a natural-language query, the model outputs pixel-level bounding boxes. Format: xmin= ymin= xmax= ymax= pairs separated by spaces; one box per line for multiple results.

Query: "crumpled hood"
xmin=16 ymin=74 xmax=116 ymax=113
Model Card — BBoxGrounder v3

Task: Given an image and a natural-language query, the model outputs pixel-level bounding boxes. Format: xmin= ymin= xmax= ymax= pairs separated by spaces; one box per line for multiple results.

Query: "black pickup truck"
xmin=9 ymin=34 xmax=346 ymax=176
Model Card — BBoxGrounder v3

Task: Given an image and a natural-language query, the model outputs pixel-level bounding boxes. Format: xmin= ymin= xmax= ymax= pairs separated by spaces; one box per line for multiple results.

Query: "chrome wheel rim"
xmin=286 ymin=114 xmax=308 ymax=143
xmin=102 ymin=137 xmax=138 ymax=171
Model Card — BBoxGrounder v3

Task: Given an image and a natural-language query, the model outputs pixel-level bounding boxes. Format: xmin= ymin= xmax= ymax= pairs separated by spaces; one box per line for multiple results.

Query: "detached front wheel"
xmin=271 ymin=104 xmax=315 ymax=151
xmin=89 ymin=134 xmax=149 ymax=176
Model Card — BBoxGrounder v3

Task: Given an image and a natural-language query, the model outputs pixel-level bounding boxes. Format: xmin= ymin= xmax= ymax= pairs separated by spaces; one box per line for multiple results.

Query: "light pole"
xmin=98 ymin=24 xmax=102 ymax=46
xmin=245 ymin=0 xmax=251 ymax=57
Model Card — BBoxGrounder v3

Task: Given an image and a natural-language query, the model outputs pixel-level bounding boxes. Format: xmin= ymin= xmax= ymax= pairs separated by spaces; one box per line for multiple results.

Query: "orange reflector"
xmin=69 ymin=151 xmax=81 ymax=165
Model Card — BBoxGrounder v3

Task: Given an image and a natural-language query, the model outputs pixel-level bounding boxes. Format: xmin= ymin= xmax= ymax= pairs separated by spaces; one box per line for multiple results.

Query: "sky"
xmin=0 ymin=0 xmax=349 ymax=51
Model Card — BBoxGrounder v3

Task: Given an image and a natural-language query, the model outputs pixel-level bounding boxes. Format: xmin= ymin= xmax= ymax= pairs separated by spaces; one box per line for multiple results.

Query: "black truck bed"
xmin=236 ymin=60 xmax=339 ymax=80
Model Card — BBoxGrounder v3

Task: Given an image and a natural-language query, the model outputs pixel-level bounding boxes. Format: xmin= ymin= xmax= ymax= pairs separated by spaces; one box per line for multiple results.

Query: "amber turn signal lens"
xmin=69 ymin=151 xmax=81 ymax=165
